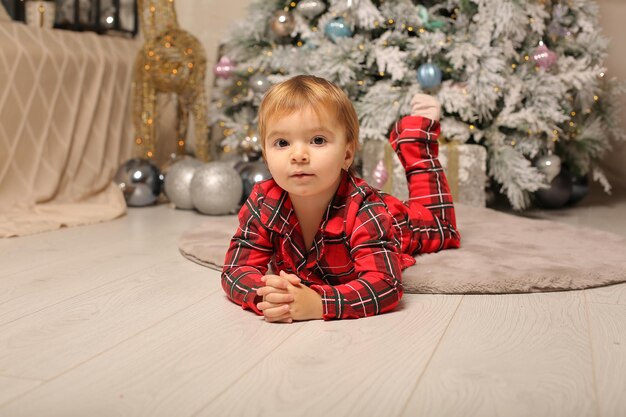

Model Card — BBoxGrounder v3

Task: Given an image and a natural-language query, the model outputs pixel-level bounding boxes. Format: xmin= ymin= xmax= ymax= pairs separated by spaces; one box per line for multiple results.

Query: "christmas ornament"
xmin=535 ymin=153 xmax=561 ymax=183
xmin=417 ymin=5 xmax=445 ymax=30
xmin=324 ymin=18 xmax=352 ymax=41
xmin=239 ymin=131 xmax=263 ymax=161
xmin=417 ymin=63 xmax=442 ymax=89
xmin=133 ymin=0 xmax=210 ymax=162
xmin=372 ymin=159 xmax=389 ymax=188
xmin=160 ymin=153 xmax=189 ymax=176
xmin=296 ymin=0 xmax=325 ymax=19
xmin=163 ymin=158 xmax=203 ymax=209
xmin=237 ymin=159 xmax=272 ymax=203
xmin=114 ymin=158 xmax=163 ymax=207
xmin=214 ymin=56 xmax=235 ymax=79
xmin=534 ymin=170 xmax=572 ymax=209
xmin=249 ymin=73 xmax=271 ymax=93
xmin=270 ymin=10 xmax=296 ymax=37
xmin=533 ymin=41 xmax=558 ymax=70
xmin=190 ymin=162 xmax=243 ymax=215
xmin=567 ymin=173 xmax=589 ymax=206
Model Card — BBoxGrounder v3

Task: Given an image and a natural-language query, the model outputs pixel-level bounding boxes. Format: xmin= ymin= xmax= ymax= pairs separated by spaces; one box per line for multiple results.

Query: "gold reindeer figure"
xmin=132 ymin=0 xmax=209 ymax=161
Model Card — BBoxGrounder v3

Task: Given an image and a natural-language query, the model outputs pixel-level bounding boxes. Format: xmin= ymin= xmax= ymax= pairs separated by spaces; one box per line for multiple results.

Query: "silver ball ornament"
xmin=249 ymin=73 xmax=271 ymax=93
xmin=535 ymin=153 xmax=561 ymax=183
xmin=534 ymin=170 xmax=572 ymax=209
xmin=237 ymin=159 xmax=272 ymax=204
xmin=270 ymin=10 xmax=296 ymax=37
xmin=296 ymin=0 xmax=325 ymax=19
xmin=190 ymin=162 xmax=243 ymax=215
xmin=114 ymin=158 xmax=162 ymax=207
xmin=164 ymin=158 xmax=203 ymax=209
xmin=239 ymin=131 xmax=263 ymax=161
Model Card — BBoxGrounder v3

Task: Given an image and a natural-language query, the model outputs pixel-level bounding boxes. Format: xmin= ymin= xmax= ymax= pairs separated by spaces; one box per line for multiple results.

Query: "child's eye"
xmin=274 ymin=139 xmax=289 ymax=148
xmin=311 ymin=136 xmax=326 ymax=145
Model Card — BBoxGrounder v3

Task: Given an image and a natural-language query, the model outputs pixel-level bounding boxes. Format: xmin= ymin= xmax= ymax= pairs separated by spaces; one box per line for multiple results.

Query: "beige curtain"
xmin=0 ymin=21 xmax=140 ymax=237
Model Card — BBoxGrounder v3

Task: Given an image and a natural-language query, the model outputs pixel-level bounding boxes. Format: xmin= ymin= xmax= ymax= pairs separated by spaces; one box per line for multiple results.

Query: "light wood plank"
xmin=197 ymin=294 xmax=463 ymax=417
xmin=401 ymin=291 xmax=597 ymax=417
xmin=0 ymin=286 xmax=303 ymax=416
xmin=0 ymin=205 xmax=207 ymax=277
xmin=0 ymin=257 xmax=216 ymax=380
xmin=585 ymin=283 xmax=626 ymax=306
xmin=0 ymin=376 xmax=42 ymax=405
xmin=585 ymin=294 xmax=626 ymax=417
xmin=0 ymin=207 xmax=211 ymax=325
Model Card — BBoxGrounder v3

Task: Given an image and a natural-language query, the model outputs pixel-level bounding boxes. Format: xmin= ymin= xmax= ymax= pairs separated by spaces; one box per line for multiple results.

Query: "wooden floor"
xmin=1 ymin=201 xmax=625 ymax=417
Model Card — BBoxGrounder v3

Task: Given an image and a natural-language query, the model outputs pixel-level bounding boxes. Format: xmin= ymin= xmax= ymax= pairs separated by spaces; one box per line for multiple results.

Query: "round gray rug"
xmin=178 ymin=204 xmax=626 ymax=294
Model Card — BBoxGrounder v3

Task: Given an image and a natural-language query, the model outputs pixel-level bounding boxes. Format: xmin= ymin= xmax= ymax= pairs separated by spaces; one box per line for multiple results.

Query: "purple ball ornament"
xmin=214 ymin=56 xmax=235 ymax=79
xmin=533 ymin=41 xmax=558 ymax=70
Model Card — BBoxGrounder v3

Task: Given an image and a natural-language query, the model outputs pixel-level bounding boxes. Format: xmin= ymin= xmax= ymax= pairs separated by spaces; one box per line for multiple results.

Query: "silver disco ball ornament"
xmin=237 ymin=159 xmax=272 ymax=204
xmin=190 ymin=162 xmax=243 ymax=215
xmin=164 ymin=158 xmax=203 ymax=209
xmin=114 ymin=158 xmax=162 ymax=207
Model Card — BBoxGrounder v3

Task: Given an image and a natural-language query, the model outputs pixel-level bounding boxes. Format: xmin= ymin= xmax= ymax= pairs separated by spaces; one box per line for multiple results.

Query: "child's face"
xmin=264 ymin=106 xmax=354 ymax=202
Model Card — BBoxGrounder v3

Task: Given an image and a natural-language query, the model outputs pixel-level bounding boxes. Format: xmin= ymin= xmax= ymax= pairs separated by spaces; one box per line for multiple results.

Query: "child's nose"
xmin=290 ymin=145 xmax=309 ymax=163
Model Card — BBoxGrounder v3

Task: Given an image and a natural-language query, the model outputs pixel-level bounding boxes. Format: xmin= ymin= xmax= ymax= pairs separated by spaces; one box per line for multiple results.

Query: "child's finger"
xmin=256 ymin=286 xmax=288 ymax=297
xmin=261 ymin=274 xmax=279 ymax=283
xmin=280 ymin=270 xmax=302 ymax=285
xmin=264 ymin=276 xmax=289 ymax=289
xmin=262 ymin=304 xmax=291 ymax=320
xmin=264 ymin=292 xmax=294 ymax=304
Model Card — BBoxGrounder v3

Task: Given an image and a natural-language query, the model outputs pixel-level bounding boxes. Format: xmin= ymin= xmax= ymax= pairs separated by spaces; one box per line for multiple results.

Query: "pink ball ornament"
xmin=214 ymin=56 xmax=235 ymax=79
xmin=533 ymin=42 xmax=558 ymax=70
xmin=372 ymin=159 xmax=389 ymax=188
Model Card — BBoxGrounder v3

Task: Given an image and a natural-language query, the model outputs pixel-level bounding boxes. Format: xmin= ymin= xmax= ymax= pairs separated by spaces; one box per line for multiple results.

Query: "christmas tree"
xmin=209 ymin=0 xmax=624 ymax=210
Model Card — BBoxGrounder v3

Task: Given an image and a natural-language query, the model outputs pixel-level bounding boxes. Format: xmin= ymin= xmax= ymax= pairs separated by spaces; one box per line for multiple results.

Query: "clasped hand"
xmin=256 ymin=271 xmax=323 ymax=323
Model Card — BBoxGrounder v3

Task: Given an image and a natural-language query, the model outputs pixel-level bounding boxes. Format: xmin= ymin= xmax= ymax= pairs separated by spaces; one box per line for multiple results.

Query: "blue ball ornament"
xmin=324 ymin=18 xmax=352 ymax=41
xmin=417 ymin=63 xmax=442 ymax=89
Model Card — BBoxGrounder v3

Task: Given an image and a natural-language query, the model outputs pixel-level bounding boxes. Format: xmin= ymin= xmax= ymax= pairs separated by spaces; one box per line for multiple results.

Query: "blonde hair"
xmin=258 ymin=75 xmax=360 ymax=170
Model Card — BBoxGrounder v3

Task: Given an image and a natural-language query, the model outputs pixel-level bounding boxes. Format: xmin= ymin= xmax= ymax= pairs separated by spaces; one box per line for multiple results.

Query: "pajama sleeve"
xmin=221 ymin=188 xmax=274 ymax=315
xmin=309 ymin=201 xmax=404 ymax=320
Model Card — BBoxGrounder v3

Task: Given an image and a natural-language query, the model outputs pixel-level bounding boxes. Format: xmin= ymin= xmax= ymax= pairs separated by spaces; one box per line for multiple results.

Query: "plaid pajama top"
xmin=221 ymin=115 xmax=460 ymax=320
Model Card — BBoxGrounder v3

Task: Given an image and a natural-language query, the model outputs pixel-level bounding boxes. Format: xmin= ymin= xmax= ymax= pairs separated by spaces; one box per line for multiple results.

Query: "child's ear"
xmin=344 ymin=143 xmax=355 ymax=169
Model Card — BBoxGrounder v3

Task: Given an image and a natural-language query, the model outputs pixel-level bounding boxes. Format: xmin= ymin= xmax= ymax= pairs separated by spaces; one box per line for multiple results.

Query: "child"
xmin=221 ymin=75 xmax=460 ymax=322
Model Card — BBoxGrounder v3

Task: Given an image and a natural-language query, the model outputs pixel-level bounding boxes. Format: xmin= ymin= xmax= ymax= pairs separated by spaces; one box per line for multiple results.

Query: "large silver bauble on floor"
xmin=190 ymin=162 xmax=243 ymax=215
xmin=164 ymin=158 xmax=203 ymax=209
xmin=114 ymin=158 xmax=162 ymax=207
xmin=237 ymin=159 xmax=272 ymax=204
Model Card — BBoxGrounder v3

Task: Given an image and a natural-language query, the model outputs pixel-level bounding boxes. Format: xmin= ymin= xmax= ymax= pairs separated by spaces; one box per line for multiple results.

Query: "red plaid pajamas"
xmin=222 ymin=115 xmax=460 ymax=320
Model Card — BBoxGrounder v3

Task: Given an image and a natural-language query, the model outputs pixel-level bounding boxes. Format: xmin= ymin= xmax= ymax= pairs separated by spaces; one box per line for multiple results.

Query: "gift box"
xmin=361 ymin=141 xmax=487 ymax=207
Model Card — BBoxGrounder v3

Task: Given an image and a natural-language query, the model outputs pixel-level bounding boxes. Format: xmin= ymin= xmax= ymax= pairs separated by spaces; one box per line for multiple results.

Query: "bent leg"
xmin=389 ymin=115 xmax=461 ymax=254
